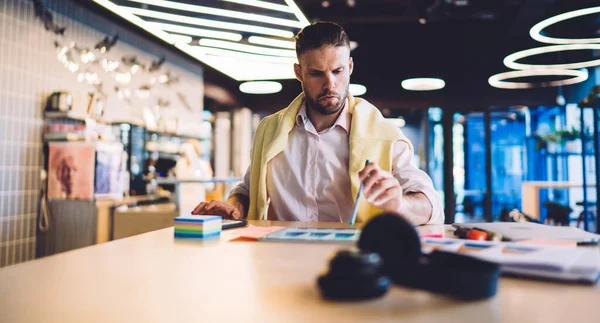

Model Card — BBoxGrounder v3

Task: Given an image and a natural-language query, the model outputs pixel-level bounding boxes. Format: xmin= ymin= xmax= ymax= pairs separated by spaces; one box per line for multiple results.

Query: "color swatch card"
xmin=259 ymin=228 xmax=360 ymax=243
xmin=258 ymin=228 xmax=445 ymax=243
xmin=229 ymin=225 xmax=286 ymax=241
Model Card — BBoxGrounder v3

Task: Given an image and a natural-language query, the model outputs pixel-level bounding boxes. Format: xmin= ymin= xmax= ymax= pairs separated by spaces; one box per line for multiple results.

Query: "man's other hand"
xmin=358 ymin=162 xmax=404 ymax=214
xmin=191 ymin=201 xmax=241 ymax=220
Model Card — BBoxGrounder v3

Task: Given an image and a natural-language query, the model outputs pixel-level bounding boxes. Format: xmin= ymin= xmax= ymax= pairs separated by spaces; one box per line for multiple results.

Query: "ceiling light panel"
xmin=248 ymin=36 xmax=296 ymax=49
xmin=146 ymin=22 xmax=243 ymax=42
xmin=94 ymin=0 xmax=310 ymax=81
xmin=349 ymin=84 xmax=367 ymax=96
xmin=195 ymin=53 xmax=296 ymax=80
xmin=239 ymin=81 xmax=283 ymax=94
xmin=401 ymin=78 xmax=446 ymax=91
xmin=123 ymin=7 xmax=296 ymax=38
xmin=125 ymin=0 xmax=305 ymax=28
xmin=191 ymin=46 xmax=297 ymax=65
xmin=198 ymin=39 xmax=297 ymax=57
xmin=223 ymin=0 xmax=296 ymax=14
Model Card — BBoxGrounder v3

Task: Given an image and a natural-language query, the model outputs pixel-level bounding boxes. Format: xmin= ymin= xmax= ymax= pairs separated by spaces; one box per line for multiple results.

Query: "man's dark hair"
xmin=295 ymin=21 xmax=350 ymax=58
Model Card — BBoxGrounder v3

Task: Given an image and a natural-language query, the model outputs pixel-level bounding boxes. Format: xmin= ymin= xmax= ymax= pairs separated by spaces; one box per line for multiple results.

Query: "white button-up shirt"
xmin=231 ymin=101 xmax=444 ymax=224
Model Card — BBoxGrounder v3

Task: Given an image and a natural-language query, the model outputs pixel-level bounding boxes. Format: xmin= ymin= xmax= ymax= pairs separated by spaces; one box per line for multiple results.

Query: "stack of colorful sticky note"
xmin=174 ymin=215 xmax=222 ymax=238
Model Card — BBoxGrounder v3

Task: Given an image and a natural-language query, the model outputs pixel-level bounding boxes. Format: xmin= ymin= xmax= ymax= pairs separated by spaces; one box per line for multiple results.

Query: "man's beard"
xmin=305 ymin=86 xmax=349 ymax=116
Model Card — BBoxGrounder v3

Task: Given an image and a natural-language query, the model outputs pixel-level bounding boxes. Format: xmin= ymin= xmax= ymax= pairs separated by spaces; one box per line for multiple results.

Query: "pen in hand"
xmin=349 ymin=159 xmax=370 ymax=227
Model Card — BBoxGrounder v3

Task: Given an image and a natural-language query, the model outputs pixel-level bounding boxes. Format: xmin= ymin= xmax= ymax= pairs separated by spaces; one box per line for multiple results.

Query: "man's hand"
xmin=191 ymin=200 xmax=242 ymax=219
xmin=358 ymin=162 xmax=404 ymax=214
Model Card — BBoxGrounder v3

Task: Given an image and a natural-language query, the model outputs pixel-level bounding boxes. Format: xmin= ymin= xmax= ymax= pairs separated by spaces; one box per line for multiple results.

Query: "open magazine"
xmin=242 ymin=226 xmax=600 ymax=284
xmin=421 ymin=238 xmax=600 ymax=284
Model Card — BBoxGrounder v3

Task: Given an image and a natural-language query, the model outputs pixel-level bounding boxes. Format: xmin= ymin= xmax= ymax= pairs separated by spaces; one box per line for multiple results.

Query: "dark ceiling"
xmin=238 ymin=0 xmax=600 ymax=112
xmin=83 ymin=0 xmax=600 ymax=112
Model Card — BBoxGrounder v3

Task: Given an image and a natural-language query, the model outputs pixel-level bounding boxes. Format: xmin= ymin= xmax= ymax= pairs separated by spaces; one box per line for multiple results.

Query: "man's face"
xmin=294 ymin=45 xmax=353 ymax=115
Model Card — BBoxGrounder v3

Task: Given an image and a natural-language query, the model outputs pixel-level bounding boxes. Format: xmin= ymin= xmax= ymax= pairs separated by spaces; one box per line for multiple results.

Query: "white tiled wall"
xmin=0 ymin=0 xmax=204 ymax=267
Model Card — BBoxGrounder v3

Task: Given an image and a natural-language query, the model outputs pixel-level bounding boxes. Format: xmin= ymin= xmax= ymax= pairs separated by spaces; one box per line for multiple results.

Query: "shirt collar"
xmin=296 ymin=98 xmax=350 ymax=133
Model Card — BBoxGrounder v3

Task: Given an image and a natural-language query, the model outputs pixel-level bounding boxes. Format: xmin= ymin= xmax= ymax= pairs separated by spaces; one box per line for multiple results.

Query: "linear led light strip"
xmin=146 ymin=22 xmax=242 ymax=42
xmin=221 ymin=0 xmax=295 ymax=13
xmin=188 ymin=49 xmax=296 ymax=80
xmin=221 ymin=0 xmax=311 ymax=26
xmin=124 ymin=7 xmax=296 ymax=38
xmin=91 ymin=0 xmax=305 ymax=81
xmin=530 ymin=6 xmax=600 ymax=44
xmin=248 ymin=36 xmax=295 ymax=49
xmin=198 ymin=39 xmax=296 ymax=57
xmin=125 ymin=0 xmax=306 ymax=28
xmin=191 ymin=46 xmax=297 ymax=64
xmin=504 ymin=43 xmax=600 ymax=70
xmin=284 ymin=0 xmax=311 ymax=26
xmin=168 ymin=34 xmax=192 ymax=44
xmin=488 ymin=69 xmax=588 ymax=89
xmin=91 ymin=0 xmax=178 ymax=45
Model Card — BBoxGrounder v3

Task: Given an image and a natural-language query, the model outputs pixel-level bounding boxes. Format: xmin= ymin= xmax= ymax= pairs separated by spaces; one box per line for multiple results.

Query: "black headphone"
xmin=317 ymin=213 xmax=501 ymax=301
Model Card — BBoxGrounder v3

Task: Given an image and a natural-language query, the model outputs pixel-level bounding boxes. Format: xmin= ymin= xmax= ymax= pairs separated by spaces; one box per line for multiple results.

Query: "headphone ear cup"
xmin=327 ymin=250 xmax=384 ymax=278
xmin=357 ymin=213 xmax=422 ymax=282
xmin=317 ymin=249 xmax=390 ymax=301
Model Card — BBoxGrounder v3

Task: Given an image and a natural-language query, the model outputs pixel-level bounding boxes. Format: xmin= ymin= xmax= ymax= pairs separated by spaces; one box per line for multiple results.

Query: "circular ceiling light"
xmin=349 ymin=83 xmax=367 ymax=96
xmin=530 ymin=6 xmax=600 ymax=44
xmin=503 ymin=44 xmax=600 ymax=70
xmin=488 ymin=69 xmax=588 ymax=89
xmin=401 ymin=78 xmax=445 ymax=91
xmin=239 ymin=81 xmax=282 ymax=94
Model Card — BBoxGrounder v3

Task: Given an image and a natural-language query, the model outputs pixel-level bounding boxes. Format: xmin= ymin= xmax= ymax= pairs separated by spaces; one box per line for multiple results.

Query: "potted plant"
xmin=534 ymin=126 xmax=581 ymax=152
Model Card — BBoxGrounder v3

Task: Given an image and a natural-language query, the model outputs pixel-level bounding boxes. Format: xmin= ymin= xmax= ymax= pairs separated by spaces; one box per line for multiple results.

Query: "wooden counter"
xmin=521 ymin=181 xmax=596 ymax=220
xmin=95 ymin=193 xmax=172 ymax=243
xmin=4 ymin=221 xmax=600 ymax=323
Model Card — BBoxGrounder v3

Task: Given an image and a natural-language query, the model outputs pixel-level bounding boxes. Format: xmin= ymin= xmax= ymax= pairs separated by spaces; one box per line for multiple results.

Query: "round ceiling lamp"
xmin=530 ymin=6 xmax=600 ymax=44
xmin=239 ymin=81 xmax=282 ymax=94
xmin=387 ymin=117 xmax=406 ymax=128
xmin=488 ymin=69 xmax=588 ymax=89
xmin=503 ymin=44 xmax=600 ymax=70
xmin=349 ymin=83 xmax=367 ymax=96
xmin=401 ymin=78 xmax=445 ymax=91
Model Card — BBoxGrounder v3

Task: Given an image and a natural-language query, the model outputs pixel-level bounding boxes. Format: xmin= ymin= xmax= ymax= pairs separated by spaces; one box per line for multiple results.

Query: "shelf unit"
xmin=43 ymin=132 xmax=85 ymax=142
xmin=44 ymin=111 xmax=96 ymax=121
xmin=146 ymin=130 xmax=210 ymax=142
xmin=44 ymin=111 xmax=209 ymax=139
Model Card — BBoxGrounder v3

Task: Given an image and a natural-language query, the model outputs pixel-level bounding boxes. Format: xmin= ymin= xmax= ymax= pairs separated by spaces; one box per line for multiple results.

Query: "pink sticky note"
xmin=420 ymin=233 xmax=444 ymax=238
xmin=229 ymin=225 xmax=285 ymax=242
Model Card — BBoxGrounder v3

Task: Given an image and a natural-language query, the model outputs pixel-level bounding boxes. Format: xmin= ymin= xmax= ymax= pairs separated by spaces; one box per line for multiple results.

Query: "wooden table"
xmin=1 ymin=221 xmax=599 ymax=323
